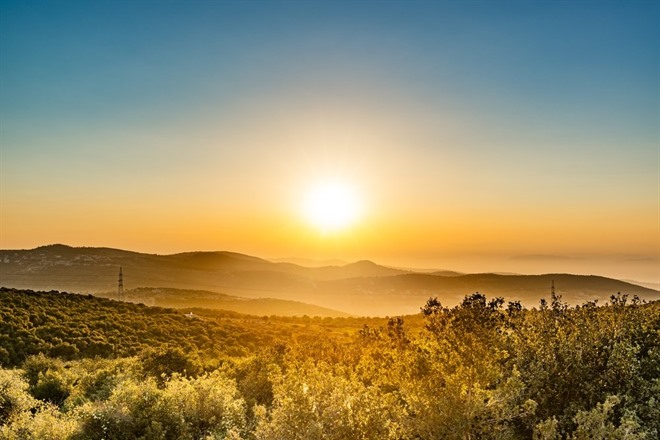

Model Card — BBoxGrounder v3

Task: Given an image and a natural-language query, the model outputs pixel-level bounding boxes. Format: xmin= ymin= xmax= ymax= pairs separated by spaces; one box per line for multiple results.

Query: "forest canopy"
xmin=1 ymin=287 xmax=658 ymax=439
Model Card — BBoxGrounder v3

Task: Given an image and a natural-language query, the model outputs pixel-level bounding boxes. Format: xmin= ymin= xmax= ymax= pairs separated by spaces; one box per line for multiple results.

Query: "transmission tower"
xmin=551 ymin=279 xmax=556 ymax=297
xmin=118 ymin=266 xmax=124 ymax=301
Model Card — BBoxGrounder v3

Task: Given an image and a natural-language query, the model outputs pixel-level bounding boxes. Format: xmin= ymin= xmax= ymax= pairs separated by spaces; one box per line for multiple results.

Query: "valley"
xmin=1 ymin=244 xmax=657 ymax=316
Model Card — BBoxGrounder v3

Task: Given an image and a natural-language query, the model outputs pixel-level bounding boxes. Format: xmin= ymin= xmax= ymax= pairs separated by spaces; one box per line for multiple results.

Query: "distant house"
xmin=184 ymin=312 xmax=196 ymax=319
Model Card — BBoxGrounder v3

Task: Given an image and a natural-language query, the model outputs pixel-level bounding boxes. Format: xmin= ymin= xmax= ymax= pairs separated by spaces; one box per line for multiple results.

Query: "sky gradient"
xmin=1 ymin=1 xmax=659 ymax=282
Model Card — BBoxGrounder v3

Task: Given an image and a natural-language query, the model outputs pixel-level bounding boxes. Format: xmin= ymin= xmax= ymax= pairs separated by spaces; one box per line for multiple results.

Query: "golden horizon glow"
xmin=302 ymin=180 xmax=362 ymax=233
xmin=1 ymin=2 xmax=658 ymax=285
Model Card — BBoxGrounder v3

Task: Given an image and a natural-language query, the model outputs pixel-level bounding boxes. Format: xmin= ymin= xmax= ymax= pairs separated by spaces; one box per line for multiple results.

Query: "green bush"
xmin=0 ymin=290 xmax=658 ymax=439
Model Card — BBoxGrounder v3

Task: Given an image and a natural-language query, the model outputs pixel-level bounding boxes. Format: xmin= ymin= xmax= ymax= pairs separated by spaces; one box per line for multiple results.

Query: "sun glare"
xmin=302 ymin=180 xmax=361 ymax=233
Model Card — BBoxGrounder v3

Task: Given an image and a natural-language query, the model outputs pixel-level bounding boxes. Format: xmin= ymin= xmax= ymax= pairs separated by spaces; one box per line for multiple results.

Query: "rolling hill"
xmin=97 ymin=287 xmax=350 ymax=317
xmin=1 ymin=244 xmax=658 ymax=316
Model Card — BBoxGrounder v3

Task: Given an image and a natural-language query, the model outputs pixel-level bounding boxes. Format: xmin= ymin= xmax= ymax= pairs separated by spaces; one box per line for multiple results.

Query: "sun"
xmin=302 ymin=180 xmax=361 ymax=233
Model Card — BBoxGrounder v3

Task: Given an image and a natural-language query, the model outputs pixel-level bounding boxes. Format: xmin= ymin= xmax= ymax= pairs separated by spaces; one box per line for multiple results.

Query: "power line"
xmin=118 ymin=267 xmax=124 ymax=301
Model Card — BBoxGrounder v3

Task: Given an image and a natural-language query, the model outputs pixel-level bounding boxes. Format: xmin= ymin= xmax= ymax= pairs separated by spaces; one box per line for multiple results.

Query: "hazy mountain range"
xmin=1 ymin=244 xmax=657 ymax=316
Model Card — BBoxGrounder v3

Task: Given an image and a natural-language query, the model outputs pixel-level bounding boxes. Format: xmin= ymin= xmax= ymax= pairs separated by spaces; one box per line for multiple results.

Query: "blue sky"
xmin=1 ymin=0 xmax=659 ymax=281
xmin=3 ymin=1 xmax=657 ymax=130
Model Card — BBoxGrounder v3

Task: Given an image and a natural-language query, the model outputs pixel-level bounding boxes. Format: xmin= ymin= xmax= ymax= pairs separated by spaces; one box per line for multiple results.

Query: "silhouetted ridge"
xmin=344 ymin=260 xmax=379 ymax=268
xmin=1 ymin=245 xmax=657 ymax=316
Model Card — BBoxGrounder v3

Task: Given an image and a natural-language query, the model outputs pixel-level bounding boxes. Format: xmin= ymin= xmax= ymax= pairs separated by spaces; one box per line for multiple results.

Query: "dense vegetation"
xmin=0 ymin=287 xmax=276 ymax=365
xmin=1 ymin=287 xmax=658 ymax=439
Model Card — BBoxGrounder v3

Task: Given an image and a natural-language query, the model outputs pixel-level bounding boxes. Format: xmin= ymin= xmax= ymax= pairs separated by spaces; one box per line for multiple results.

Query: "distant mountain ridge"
xmin=270 ymin=257 xmax=348 ymax=267
xmin=1 ymin=244 xmax=657 ymax=316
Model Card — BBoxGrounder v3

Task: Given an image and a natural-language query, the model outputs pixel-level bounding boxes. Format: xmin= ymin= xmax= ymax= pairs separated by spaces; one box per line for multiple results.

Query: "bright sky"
xmin=1 ymin=1 xmax=658 ymax=282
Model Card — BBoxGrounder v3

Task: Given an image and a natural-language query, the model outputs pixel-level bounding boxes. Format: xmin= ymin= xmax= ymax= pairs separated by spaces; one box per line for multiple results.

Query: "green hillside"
xmin=0 ymin=287 xmax=382 ymax=368
xmin=1 ymin=288 xmax=658 ymax=439
xmin=0 ymin=287 xmax=263 ymax=366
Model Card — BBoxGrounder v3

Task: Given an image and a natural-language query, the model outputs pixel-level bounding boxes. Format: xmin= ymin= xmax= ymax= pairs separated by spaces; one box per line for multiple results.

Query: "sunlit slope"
xmin=97 ymin=287 xmax=349 ymax=317
xmin=0 ymin=287 xmax=268 ymax=366
xmin=1 ymin=244 xmax=657 ymax=316
xmin=0 ymin=287 xmax=390 ymax=367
